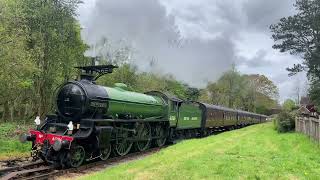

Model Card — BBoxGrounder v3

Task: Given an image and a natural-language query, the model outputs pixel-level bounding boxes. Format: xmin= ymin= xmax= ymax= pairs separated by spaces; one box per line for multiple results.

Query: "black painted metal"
xmin=56 ymin=80 xmax=109 ymax=122
xmin=75 ymin=64 xmax=118 ymax=81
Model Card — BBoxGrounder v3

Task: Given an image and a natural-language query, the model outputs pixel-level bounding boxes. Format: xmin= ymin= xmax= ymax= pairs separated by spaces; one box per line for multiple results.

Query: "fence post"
xmin=311 ymin=118 xmax=315 ymax=139
xmin=303 ymin=117 xmax=305 ymax=134
xmin=309 ymin=117 xmax=312 ymax=138
xmin=318 ymin=116 xmax=320 ymax=144
xmin=295 ymin=117 xmax=299 ymax=132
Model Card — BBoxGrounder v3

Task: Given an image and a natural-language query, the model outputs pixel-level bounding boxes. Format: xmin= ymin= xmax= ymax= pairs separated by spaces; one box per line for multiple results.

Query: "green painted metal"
xmin=103 ymin=84 xmax=167 ymax=119
xmin=143 ymin=91 xmax=180 ymax=126
xmin=177 ymin=102 xmax=202 ymax=129
xmin=168 ymin=101 xmax=179 ymax=127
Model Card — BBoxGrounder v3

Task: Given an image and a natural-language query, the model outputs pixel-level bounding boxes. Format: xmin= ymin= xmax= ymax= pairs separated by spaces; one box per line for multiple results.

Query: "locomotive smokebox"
xmin=56 ymin=80 xmax=109 ymax=122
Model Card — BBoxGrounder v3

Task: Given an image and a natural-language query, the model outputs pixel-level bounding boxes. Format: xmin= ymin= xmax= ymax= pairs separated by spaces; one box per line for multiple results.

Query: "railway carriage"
xmin=20 ymin=65 xmax=268 ymax=168
xmin=169 ymin=101 xmax=267 ymax=138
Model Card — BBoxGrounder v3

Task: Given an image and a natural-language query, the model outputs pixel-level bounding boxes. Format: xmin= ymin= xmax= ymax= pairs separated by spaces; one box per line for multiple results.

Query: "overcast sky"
xmin=77 ymin=0 xmax=307 ymax=103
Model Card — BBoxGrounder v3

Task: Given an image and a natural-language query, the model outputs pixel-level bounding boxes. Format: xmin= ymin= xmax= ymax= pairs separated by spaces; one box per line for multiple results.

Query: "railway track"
xmin=0 ymin=127 xmax=232 ymax=180
xmin=0 ymin=146 xmax=166 ymax=180
xmin=0 ymin=161 xmax=55 ymax=180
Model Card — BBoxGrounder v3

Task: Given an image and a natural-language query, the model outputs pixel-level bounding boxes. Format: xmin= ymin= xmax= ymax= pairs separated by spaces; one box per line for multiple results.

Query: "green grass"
xmin=0 ymin=122 xmax=31 ymax=160
xmin=80 ymin=123 xmax=320 ymax=180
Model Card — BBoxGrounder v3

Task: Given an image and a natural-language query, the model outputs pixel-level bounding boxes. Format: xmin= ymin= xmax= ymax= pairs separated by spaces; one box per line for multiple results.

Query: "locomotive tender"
xmin=21 ymin=65 xmax=267 ymax=168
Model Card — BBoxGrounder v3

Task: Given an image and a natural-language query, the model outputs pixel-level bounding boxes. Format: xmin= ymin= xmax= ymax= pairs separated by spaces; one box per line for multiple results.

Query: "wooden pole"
xmin=295 ymin=117 xmax=298 ymax=132
xmin=318 ymin=116 xmax=320 ymax=144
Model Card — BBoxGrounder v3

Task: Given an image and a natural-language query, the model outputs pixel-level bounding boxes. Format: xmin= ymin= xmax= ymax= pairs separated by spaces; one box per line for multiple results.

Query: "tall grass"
xmin=0 ymin=122 xmax=31 ymax=160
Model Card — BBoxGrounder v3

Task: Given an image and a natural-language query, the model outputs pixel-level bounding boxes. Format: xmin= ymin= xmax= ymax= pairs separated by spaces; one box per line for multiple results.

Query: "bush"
xmin=274 ymin=111 xmax=295 ymax=133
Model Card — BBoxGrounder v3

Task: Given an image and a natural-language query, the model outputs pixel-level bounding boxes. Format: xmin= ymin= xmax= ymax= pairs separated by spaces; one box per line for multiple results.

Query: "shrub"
xmin=274 ymin=111 xmax=295 ymax=133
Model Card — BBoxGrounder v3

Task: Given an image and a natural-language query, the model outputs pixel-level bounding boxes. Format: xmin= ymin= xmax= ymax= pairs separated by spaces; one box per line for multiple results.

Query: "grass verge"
xmin=79 ymin=123 xmax=320 ymax=179
xmin=0 ymin=122 xmax=31 ymax=160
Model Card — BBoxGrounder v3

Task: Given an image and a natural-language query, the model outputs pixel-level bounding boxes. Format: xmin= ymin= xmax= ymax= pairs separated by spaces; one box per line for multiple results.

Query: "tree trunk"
xmin=10 ymin=101 xmax=14 ymax=121
xmin=2 ymin=101 xmax=10 ymax=122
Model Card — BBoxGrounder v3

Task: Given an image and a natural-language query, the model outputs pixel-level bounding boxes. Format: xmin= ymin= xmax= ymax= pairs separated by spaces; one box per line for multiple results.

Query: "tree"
xmin=200 ymin=68 xmax=278 ymax=114
xmin=270 ymin=0 xmax=320 ymax=106
xmin=282 ymin=99 xmax=296 ymax=111
xmin=270 ymin=0 xmax=320 ymax=77
xmin=245 ymin=74 xmax=279 ymax=100
xmin=20 ymin=0 xmax=87 ymax=118
xmin=0 ymin=0 xmax=35 ymax=121
xmin=98 ymin=63 xmax=138 ymax=88
xmin=184 ymin=85 xmax=200 ymax=101
xmin=0 ymin=0 xmax=88 ymax=121
xmin=97 ymin=63 xmax=192 ymax=100
xmin=309 ymin=80 xmax=320 ymax=107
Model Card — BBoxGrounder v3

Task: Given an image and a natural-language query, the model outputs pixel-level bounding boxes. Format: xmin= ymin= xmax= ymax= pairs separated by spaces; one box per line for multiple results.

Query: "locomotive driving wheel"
xmin=68 ymin=145 xmax=85 ymax=168
xmin=155 ymin=125 xmax=167 ymax=147
xmin=135 ymin=122 xmax=151 ymax=152
xmin=100 ymin=144 xmax=111 ymax=160
xmin=114 ymin=129 xmax=133 ymax=156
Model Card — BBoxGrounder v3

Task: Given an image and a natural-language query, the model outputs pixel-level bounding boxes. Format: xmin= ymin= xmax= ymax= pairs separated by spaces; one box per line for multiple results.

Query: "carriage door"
xmin=169 ymin=100 xmax=179 ymax=127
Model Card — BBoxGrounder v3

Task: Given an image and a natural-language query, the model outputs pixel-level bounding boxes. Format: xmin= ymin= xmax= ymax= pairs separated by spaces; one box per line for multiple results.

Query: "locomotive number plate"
xmin=90 ymin=102 xmax=107 ymax=108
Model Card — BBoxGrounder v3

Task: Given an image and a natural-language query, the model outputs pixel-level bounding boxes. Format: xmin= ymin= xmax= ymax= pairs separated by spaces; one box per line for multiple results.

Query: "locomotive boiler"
xmin=57 ymin=79 xmax=167 ymax=122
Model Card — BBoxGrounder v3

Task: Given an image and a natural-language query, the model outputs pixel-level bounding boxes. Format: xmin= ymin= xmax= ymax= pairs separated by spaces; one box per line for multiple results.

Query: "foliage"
xmin=0 ymin=123 xmax=32 ymax=160
xmin=270 ymin=0 xmax=320 ymax=106
xmin=0 ymin=0 xmax=88 ymax=121
xmin=80 ymin=123 xmax=320 ymax=180
xmin=274 ymin=111 xmax=295 ymax=133
xmin=97 ymin=64 xmax=196 ymax=100
xmin=0 ymin=0 xmax=35 ymax=121
xmin=309 ymin=79 xmax=320 ymax=108
xmin=199 ymin=67 xmax=278 ymax=115
xmin=282 ymin=99 xmax=297 ymax=111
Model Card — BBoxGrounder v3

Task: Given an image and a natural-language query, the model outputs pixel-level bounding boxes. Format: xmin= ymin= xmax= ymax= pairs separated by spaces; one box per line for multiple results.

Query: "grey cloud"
xmin=81 ymin=0 xmax=236 ymax=87
xmin=272 ymin=73 xmax=291 ymax=84
xmin=79 ymin=0 xmax=299 ymax=101
xmin=242 ymin=0 xmax=295 ymax=31
xmin=165 ymin=0 xmax=245 ymax=40
xmin=237 ymin=50 xmax=272 ymax=68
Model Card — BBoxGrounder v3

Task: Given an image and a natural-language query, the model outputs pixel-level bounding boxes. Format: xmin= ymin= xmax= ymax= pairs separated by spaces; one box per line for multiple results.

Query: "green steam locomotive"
xmin=21 ymin=65 xmax=267 ymax=168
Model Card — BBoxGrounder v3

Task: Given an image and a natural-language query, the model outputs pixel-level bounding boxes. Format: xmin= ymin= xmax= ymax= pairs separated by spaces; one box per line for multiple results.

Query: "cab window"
xmin=171 ymin=101 xmax=178 ymax=112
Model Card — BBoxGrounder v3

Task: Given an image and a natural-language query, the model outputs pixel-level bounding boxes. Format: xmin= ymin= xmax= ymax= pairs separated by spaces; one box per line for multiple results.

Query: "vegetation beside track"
xmin=0 ymin=123 xmax=31 ymax=160
xmin=80 ymin=122 xmax=320 ymax=179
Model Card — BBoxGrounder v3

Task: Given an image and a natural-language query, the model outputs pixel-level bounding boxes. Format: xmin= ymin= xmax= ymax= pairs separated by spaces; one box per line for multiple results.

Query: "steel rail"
xmin=0 ymin=161 xmax=45 ymax=176
xmin=0 ymin=146 xmax=167 ymax=180
xmin=1 ymin=166 xmax=53 ymax=180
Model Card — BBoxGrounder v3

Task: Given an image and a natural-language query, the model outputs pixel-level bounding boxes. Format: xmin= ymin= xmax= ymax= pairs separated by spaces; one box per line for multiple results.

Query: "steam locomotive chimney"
xmin=79 ymin=57 xmax=97 ymax=81
xmin=76 ymin=57 xmax=118 ymax=82
xmin=91 ymin=57 xmax=96 ymax=66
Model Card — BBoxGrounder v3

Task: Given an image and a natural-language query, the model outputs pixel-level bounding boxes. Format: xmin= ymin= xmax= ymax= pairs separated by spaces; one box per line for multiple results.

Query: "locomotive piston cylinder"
xmin=19 ymin=133 xmax=35 ymax=143
xmin=53 ymin=139 xmax=70 ymax=151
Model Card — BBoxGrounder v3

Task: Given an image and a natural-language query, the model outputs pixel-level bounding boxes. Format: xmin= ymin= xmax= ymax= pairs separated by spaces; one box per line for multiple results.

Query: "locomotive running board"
xmin=82 ymin=118 xmax=169 ymax=123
